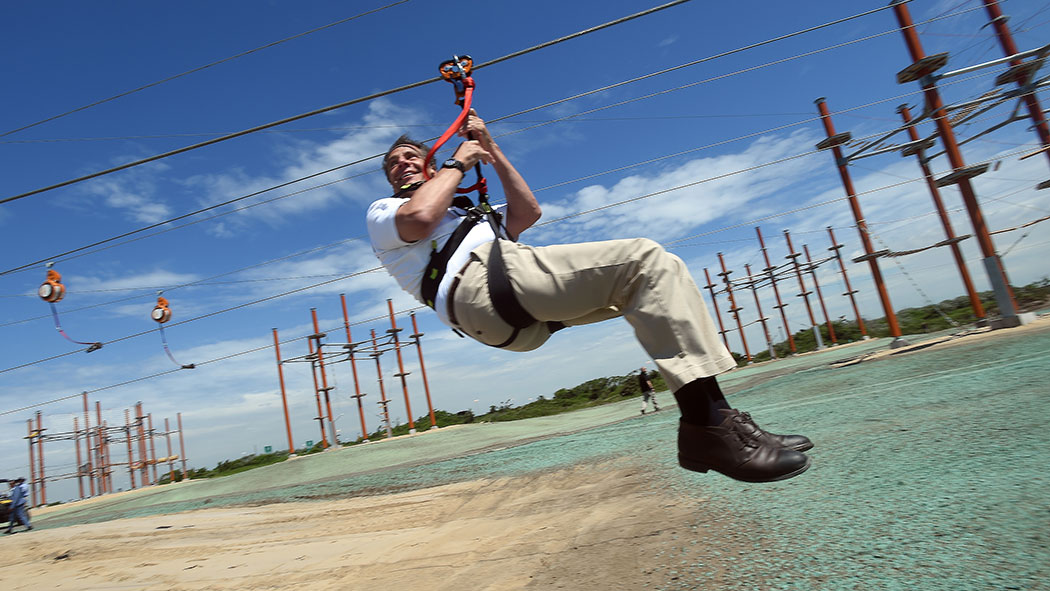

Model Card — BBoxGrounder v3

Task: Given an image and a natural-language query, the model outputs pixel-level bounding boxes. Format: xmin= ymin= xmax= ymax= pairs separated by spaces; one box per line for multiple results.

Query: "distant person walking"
xmin=638 ymin=367 xmax=660 ymax=415
xmin=5 ymin=477 xmax=32 ymax=534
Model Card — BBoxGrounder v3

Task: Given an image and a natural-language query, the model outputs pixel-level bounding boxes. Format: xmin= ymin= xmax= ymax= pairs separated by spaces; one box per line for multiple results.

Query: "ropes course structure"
xmin=20 ymin=394 xmax=188 ymax=508
xmin=702 ymin=224 xmax=864 ymax=364
xmin=3 ymin=0 xmax=1050 ymax=498
xmin=272 ymin=296 xmax=435 ymax=453
xmin=808 ymin=1 xmax=1048 ymax=335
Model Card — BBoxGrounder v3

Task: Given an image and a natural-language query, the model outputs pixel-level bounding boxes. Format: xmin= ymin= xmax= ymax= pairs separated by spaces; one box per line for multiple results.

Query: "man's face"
xmin=385 ymin=145 xmax=431 ymax=189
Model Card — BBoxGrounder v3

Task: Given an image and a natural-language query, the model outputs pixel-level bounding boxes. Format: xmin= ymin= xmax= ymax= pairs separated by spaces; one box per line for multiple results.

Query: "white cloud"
xmin=81 ymin=160 xmax=174 ymax=223
xmin=532 ymin=129 xmax=824 ymax=244
xmin=181 ymin=100 xmax=426 ymax=236
xmin=71 ymin=269 xmax=201 ymax=293
xmin=658 ymin=35 xmax=678 ymax=48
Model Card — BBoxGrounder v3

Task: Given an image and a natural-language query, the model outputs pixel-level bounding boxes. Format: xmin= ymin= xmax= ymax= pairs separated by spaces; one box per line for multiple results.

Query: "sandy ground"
xmin=1 ymin=461 xmax=743 ymax=591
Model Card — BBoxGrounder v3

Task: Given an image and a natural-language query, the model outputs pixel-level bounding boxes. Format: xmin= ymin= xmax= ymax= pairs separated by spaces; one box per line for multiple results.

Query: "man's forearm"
xmin=395 ymin=169 xmax=464 ymax=242
xmin=488 ymin=142 xmax=541 ymax=239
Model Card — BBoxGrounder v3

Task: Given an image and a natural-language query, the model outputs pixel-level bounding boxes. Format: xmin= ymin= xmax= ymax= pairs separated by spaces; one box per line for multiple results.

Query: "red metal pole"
xmin=897 ymin=104 xmax=987 ymax=322
xmin=784 ymin=230 xmax=824 ymax=350
xmin=371 ymin=329 xmax=393 ymax=438
xmin=386 ymin=299 xmax=416 ymax=432
xmin=104 ymin=420 xmax=115 ymax=493
xmin=891 ymin=1 xmax=1020 ymax=323
xmin=73 ymin=416 xmax=85 ymax=499
xmin=135 ymin=402 xmax=150 ymax=486
xmin=95 ymin=401 xmax=106 ymax=494
xmin=717 ymin=253 xmax=751 ymax=362
xmin=702 ymin=268 xmax=731 ymax=351
xmin=815 ymin=97 xmax=904 ymax=341
xmin=804 ymin=244 xmax=837 ymax=345
xmin=310 ymin=308 xmax=339 ymax=445
xmin=827 ymin=226 xmax=867 ymax=337
xmin=744 ymin=263 xmax=776 ymax=359
xmin=125 ymin=408 xmax=137 ymax=489
xmin=36 ymin=411 xmax=46 ymax=506
xmin=410 ymin=312 xmax=437 ymax=429
xmin=271 ymin=328 xmax=296 ymax=454
xmin=340 ymin=294 xmax=369 ymax=442
xmin=164 ymin=417 xmax=175 ymax=483
xmin=147 ymin=414 xmax=159 ymax=484
xmin=306 ymin=337 xmax=330 ymax=449
xmin=981 ymin=0 xmax=1050 ymax=167
xmin=757 ymin=226 xmax=796 ymax=353
xmin=82 ymin=391 xmax=95 ymax=497
xmin=177 ymin=413 xmax=188 ymax=480
xmin=26 ymin=419 xmax=37 ymax=507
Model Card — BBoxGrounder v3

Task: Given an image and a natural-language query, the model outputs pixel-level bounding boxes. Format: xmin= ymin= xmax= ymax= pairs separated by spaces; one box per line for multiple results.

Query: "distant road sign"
xmin=264 ymin=446 xmax=272 ymax=453
xmin=306 ymin=440 xmax=314 ymax=448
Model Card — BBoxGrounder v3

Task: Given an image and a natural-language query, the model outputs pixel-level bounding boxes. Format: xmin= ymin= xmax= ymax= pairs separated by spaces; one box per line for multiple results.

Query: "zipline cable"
xmin=1 ymin=113 xmax=815 ymax=145
xmin=2 ymin=63 xmax=1000 ymax=278
xmin=4 ymin=109 xmax=1045 ymax=338
xmin=0 ymin=0 xmax=692 ymax=206
xmin=2 ymin=147 xmax=1047 ymax=398
xmin=1 ymin=236 xmax=362 ymax=327
xmin=0 ymin=155 xmax=380 ymax=276
xmin=0 ymin=1 xmax=412 ymax=138
xmin=1 ymin=0 xmax=986 ymax=148
xmin=482 ymin=1 xmax=931 ymax=129
xmin=662 ymin=143 xmax=1044 ymax=247
xmin=4 ymin=31 xmax=1045 ymax=384
xmin=0 ymin=305 xmax=427 ymax=417
xmin=4 ymin=133 xmax=1041 ymax=351
xmin=0 ymin=6 xmax=992 ymax=277
xmin=0 ymin=267 xmax=385 ymax=375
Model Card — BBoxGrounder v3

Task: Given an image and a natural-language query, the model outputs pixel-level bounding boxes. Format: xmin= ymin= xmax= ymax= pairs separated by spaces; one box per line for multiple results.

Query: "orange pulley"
xmin=438 ymin=55 xmax=474 ymax=106
xmin=151 ymin=295 xmax=172 ymax=324
xmin=38 ymin=268 xmax=65 ymax=303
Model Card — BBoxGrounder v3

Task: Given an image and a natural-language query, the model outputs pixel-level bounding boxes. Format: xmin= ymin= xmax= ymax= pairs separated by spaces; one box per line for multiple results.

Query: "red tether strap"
xmin=421 ymin=80 xmax=485 ymax=195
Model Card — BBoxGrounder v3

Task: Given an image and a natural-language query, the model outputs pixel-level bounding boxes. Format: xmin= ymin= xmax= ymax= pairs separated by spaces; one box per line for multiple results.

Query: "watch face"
xmin=442 ymin=159 xmax=462 ymax=171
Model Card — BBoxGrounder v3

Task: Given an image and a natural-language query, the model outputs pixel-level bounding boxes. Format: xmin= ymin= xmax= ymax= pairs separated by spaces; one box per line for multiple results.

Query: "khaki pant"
xmin=449 ymin=238 xmax=737 ymax=392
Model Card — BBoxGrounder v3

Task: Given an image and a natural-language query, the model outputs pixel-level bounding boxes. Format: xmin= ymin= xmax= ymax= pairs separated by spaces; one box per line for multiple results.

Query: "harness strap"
xmin=485 ymin=239 xmax=537 ymax=330
xmin=413 ymin=54 xmax=566 ymax=347
xmin=419 ymin=206 xmax=484 ymax=309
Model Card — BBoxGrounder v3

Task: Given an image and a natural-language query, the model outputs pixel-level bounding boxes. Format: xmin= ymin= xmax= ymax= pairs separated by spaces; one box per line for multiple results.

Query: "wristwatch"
xmin=441 ymin=158 xmax=465 ymax=173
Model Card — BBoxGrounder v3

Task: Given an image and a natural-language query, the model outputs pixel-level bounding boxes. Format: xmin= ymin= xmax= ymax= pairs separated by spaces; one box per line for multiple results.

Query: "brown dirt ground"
xmin=0 ymin=460 xmax=749 ymax=591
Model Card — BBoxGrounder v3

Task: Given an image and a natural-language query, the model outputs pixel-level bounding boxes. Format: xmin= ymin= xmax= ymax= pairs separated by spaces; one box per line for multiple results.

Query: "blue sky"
xmin=3 ymin=0 xmax=1049 ymax=501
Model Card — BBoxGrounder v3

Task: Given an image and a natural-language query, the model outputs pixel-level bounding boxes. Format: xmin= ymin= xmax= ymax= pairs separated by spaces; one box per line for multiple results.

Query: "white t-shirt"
xmin=366 ymin=197 xmax=503 ymax=326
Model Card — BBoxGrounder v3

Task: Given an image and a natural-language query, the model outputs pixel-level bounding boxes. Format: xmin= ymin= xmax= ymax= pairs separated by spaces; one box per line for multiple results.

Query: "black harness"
xmin=397 ymin=183 xmax=557 ymax=348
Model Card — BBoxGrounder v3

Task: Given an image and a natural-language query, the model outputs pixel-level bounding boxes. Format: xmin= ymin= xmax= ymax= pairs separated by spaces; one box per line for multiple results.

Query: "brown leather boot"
xmin=678 ymin=410 xmax=811 ymax=483
xmin=735 ymin=411 xmax=814 ymax=452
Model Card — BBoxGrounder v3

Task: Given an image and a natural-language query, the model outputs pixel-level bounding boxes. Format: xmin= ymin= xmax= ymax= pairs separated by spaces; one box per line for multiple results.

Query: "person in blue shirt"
xmin=5 ymin=477 xmax=32 ymax=534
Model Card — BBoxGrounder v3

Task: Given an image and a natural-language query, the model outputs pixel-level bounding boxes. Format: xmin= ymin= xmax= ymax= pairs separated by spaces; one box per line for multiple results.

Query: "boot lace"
xmin=728 ymin=412 xmax=762 ymax=449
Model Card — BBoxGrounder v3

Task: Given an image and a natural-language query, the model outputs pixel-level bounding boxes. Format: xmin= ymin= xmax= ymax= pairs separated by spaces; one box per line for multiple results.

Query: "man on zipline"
xmin=366 ymin=109 xmax=813 ymax=483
